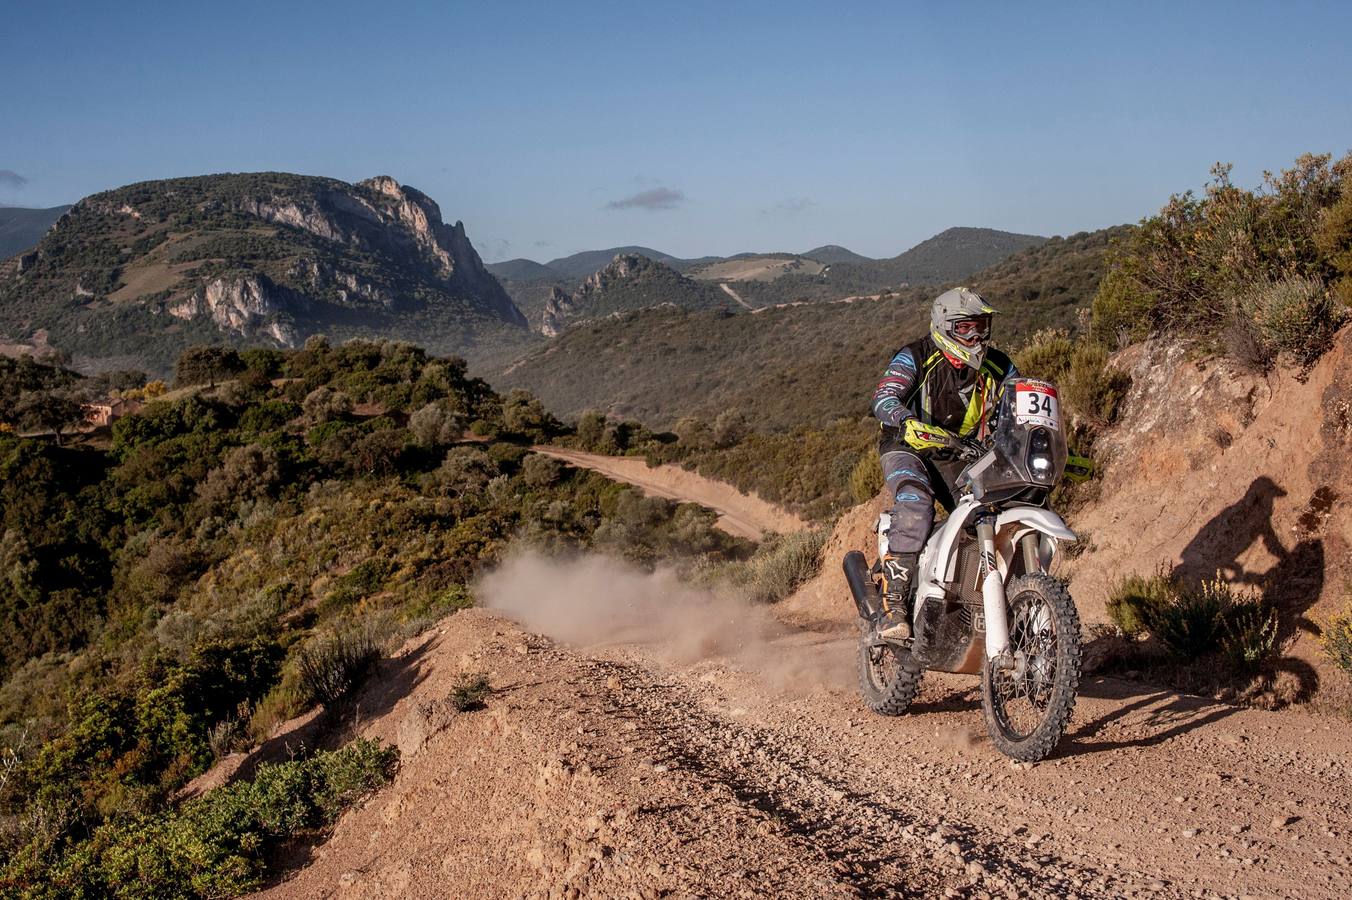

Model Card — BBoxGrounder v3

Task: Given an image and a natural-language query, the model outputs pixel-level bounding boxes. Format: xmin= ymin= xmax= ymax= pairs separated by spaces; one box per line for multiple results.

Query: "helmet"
xmin=930 ymin=287 xmax=996 ymax=370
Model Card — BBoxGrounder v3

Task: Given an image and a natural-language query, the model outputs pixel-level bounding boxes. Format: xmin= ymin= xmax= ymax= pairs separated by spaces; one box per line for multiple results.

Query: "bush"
xmin=1063 ymin=342 xmax=1130 ymax=425
xmin=408 ymin=399 xmax=465 ymax=448
xmin=848 ymin=450 xmax=883 ymax=504
xmin=1239 ymin=276 xmax=1346 ymax=367
xmin=1013 ymin=328 xmax=1075 ymax=383
xmin=1221 ymin=599 xmax=1279 ymax=673
xmin=1089 ymin=266 xmax=1154 ymax=349
xmin=1145 ymin=576 xmax=1246 ymax=661
xmin=737 ymin=528 xmax=827 ymax=603
xmin=449 ymin=673 xmax=491 ymax=712
xmin=1321 ymin=603 xmax=1352 ymax=676
xmin=23 ymin=739 xmax=396 ymax=898
xmin=294 ymin=627 xmax=381 ymax=708
xmin=1105 ymin=571 xmax=1170 ymax=638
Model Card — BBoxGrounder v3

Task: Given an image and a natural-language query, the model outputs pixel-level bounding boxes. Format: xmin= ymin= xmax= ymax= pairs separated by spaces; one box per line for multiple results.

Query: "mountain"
xmin=802 ymin=244 xmax=872 ymax=265
xmin=485 ymin=257 xmax=562 ymax=281
xmin=538 ymin=252 xmax=730 ymax=336
xmin=492 ymin=227 xmax=1126 ymax=429
xmin=545 ymin=246 xmax=681 ymax=278
xmin=733 ymin=227 xmax=1047 ymax=306
xmin=0 ymin=204 xmax=72 ymax=259
xmin=0 ymin=173 xmax=530 ymax=374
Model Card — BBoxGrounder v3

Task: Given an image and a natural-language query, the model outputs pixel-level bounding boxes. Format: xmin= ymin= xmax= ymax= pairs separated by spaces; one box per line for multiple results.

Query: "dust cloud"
xmin=477 ymin=550 xmax=851 ymax=692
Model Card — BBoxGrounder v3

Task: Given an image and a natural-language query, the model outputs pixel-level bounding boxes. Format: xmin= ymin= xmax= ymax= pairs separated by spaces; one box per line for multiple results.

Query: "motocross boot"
xmin=876 ymin=552 xmax=918 ymax=640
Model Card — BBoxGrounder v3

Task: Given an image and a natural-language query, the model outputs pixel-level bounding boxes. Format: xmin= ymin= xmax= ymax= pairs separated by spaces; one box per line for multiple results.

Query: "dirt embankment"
xmin=533 ymin=446 xmax=806 ymax=540
xmin=1063 ymin=328 xmax=1352 ymax=700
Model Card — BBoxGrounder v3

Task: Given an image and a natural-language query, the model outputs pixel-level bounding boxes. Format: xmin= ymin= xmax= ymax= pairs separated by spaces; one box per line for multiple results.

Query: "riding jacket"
xmin=872 ymin=334 xmax=1017 ymax=452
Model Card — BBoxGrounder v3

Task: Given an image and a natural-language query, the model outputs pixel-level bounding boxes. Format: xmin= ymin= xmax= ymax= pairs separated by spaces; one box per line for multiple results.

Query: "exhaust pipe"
xmin=842 ymin=551 xmax=880 ymax=621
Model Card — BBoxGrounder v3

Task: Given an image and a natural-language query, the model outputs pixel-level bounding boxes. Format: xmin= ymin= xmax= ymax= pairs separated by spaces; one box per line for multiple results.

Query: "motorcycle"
xmin=842 ymin=378 xmax=1083 ymax=761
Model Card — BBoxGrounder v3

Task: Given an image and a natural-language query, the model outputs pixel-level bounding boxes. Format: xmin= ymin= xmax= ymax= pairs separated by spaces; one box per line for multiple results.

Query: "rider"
xmin=871 ymin=287 xmax=1017 ymax=639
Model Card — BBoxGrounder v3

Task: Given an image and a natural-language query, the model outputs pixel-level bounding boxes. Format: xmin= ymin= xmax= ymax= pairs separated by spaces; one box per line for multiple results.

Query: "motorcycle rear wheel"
xmin=857 ymin=634 xmax=924 ymax=716
xmin=980 ymin=574 xmax=1082 ymax=761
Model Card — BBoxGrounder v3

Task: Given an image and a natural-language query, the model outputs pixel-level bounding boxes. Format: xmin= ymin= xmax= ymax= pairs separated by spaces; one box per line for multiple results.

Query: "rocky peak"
xmin=541 ymin=285 xmax=576 ymax=338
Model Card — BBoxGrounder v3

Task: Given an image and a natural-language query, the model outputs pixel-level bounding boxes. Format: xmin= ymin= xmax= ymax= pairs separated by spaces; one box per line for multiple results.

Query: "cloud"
xmin=762 ymin=196 xmax=817 ymax=216
xmin=481 ymin=238 xmax=512 ymax=261
xmin=0 ymin=170 xmax=27 ymax=190
xmin=533 ymin=240 xmax=553 ymax=248
xmin=605 ymin=186 xmax=686 ymax=211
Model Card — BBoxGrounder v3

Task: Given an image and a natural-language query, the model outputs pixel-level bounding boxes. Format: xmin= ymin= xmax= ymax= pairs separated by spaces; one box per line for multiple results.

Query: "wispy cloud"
xmin=762 ymin=196 xmax=817 ymax=216
xmin=482 ymin=238 xmax=512 ymax=261
xmin=0 ymin=170 xmax=27 ymax=190
xmin=533 ymin=240 xmax=553 ymax=248
xmin=605 ymin=186 xmax=686 ymax=211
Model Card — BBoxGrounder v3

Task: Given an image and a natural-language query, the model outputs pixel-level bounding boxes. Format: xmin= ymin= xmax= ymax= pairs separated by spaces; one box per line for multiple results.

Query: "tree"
xmin=16 ymin=391 xmax=85 ymax=445
xmin=712 ymin=411 xmax=748 ymax=449
xmin=174 ymin=346 xmax=245 ymax=388
xmin=575 ymin=410 xmax=606 ymax=449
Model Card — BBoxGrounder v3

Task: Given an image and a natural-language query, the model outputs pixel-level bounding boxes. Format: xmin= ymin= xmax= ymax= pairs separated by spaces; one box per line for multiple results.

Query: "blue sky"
xmin=4 ymin=0 xmax=1351 ymax=261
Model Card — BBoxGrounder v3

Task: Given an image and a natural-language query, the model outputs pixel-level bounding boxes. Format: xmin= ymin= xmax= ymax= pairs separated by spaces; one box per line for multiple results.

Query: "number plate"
xmin=1015 ymin=382 xmax=1061 ymax=429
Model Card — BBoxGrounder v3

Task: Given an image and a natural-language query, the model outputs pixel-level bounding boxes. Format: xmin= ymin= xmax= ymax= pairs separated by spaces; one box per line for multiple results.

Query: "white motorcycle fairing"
xmin=907 ymin=499 xmax=1076 ymax=660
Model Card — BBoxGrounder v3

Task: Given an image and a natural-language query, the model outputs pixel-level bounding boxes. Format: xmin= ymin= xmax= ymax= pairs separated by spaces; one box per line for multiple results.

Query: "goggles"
xmin=950 ymin=315 xmax=992 ymax=345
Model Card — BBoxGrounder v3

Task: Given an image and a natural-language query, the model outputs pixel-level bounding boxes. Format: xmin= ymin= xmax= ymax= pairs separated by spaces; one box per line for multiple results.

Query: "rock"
xmin=1270 ymin=815 xmax=1299 ymax=830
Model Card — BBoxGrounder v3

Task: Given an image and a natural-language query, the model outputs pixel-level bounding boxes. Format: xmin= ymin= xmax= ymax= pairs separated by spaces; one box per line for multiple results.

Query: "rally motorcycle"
xmin=843 ymin=378 xmax=1086 ymax=762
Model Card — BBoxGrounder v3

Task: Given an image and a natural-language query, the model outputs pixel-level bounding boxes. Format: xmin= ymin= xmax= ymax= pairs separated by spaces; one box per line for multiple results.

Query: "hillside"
xmin=485 ymin=257 xmax=561 ymax=281
xmin=734 ymin=227 xmax=1047 ymax=306
xmin=802 ymin=244 xmax=872 ymax=264
xmin=0 ymin=204 xmax=71 ymax=259
xmin=687 ymin=253 xmax=827 ymax=287
xmin=493 ymin=226 xmax=1122 ymax=429
xmin=0 ymin=173 xmax=530 ymax=374
xmin=545 ymin=246 xmax=694 ymax=278
xmin=536 ymin=253 xmax=730 ymax=335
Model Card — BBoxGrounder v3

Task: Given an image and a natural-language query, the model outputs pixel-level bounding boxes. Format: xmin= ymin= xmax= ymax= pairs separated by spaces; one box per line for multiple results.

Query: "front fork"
xmin=976 ymin=515 xmax=1012 ymax=663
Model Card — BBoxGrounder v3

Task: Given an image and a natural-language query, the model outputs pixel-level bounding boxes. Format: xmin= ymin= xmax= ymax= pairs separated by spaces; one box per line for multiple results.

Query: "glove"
xmin=903 ymin=419 xmax=961 ymax=452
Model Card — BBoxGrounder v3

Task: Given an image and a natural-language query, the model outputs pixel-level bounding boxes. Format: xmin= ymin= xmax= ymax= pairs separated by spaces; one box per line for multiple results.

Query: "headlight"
xmin=1028 ymin=428 xmax=1053 ymax=481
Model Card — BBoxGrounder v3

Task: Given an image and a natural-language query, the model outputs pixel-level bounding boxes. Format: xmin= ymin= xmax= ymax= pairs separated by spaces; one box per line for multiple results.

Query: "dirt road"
xmin=533 ymin=446 xmax=806 ymax=539
xmin=258 ymin=605 xmax=1351 ymax=899
xmin=250 ymin=460 xmax=1351 ymax=898
xmin=719 ymin=281 xmax=756 ymax=310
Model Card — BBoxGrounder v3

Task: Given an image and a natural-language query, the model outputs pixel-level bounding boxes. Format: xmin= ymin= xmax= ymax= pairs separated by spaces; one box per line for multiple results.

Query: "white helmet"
xmin=930 ymin=287 xmax=996 ymax=370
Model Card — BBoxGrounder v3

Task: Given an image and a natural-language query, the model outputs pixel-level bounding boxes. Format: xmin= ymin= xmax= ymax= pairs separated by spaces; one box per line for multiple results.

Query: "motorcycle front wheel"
xmin=980 ymin=574 xmax=1082 ymax=761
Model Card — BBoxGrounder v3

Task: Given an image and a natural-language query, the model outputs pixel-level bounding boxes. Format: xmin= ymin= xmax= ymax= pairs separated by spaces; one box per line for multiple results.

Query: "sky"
xmin=3 ymin=0 xmax=1351 ymax=262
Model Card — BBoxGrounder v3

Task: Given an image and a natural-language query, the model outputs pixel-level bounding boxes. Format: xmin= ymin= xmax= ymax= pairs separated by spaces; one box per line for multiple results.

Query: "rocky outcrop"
xmin=169 ymin=274 xmax=300 ymax=345
xmin=540 ymin=286 xmax=576 ymax=337
xmin=226 ymin=175 xmax=524 ymax=327
xmin=536 ymin=253 xmax=724 ymax=335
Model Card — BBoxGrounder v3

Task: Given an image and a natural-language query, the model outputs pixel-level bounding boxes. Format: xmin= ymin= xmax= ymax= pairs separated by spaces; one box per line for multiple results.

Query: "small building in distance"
xmin=82 ymin=397 xmax=143 ymax=429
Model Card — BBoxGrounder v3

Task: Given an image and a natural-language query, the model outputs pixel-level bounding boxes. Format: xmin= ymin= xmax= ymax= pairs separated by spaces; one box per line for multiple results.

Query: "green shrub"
xmin=737 ymin=528 xmax=827 ymax=603
xmin=1105 ymin=571 xmax=1170 ymax=638
xmin=1221 ymin=599 xmax=1279 ymax=673
xmin=848 ymin=450 xmax=883 ymax=504
xmin=1321 ymin=603 xmax=1352 ymax=676
xmin=1239 ymin=276 xmax=1346 ymax=367
xmin=22 ymin=739 xmax=396 ymax=899
xmin=1013 ymin=328 xmax=1075 ymax=383
xmin=1090 ymin=266 xmax=1155 ymax=348
xmin=294 ymin=627 xmax=381 ymax=708
xmin=449 ymin=673 xmax=492 ymax=712
xmin=1145 ymin=576 xmax=1234 ymax=661
xmin=1063 ymin=342 xmax=1131 ymax=425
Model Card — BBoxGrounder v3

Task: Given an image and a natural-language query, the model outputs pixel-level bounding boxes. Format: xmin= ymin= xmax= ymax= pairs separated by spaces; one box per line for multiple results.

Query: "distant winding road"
xmin=532 ymin=446 xmax=805 ymax=539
